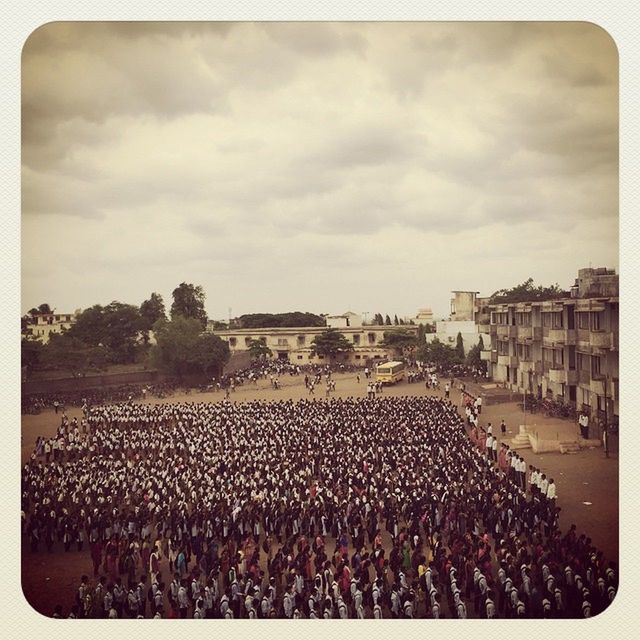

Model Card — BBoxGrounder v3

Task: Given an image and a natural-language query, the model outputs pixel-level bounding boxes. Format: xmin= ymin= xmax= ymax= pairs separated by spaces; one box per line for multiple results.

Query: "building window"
xmin=355 ymin=355 xmax=361 ymax=359
xmin=297 ymin=335 xmax=305 ymax=346
xmin=553 ymin=349 xmax=564 ymax=367
xmin=578 ymin=312 xmax=590 ymax=329
xmin=318 ymin=355 xmax=324 ymax=360
xmin=245 ymin=337 xmax=253 ymax=347
xmin=297 ymin=355 xmax=303 ymax=360
xmin=277 ymin=338 xmax=289 ymax=346
xmin=577 ymin=352 xmax=589 ymax=371
xmin=259 ymin=337 xmax=267 ymax=346
xmin=368 ymin=333 xmax=376 ymax=344
xmin=516 ymin=312 xmax=531 ymax=326
xmin=229 ymin=337 xmax=237 ymax=347
xmin=590 ymin=311 xmax=603 ymax=331
xmin=498 ymin=341 xmax=509 ymax=356
xmin=591 ymin=355 xmax=602 ymax=376
xmin=353 ymin=334 xmax=360 ymax=345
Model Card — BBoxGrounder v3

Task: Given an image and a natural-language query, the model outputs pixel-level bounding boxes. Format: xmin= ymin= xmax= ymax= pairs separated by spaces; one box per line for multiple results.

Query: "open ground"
xmin=20 ymin=373 xmax=618 ymax=616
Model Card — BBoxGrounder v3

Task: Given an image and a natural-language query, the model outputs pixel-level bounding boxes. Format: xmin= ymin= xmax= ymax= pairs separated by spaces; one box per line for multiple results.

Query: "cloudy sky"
xmin=21 ymin=22 xmax=618 ymax=320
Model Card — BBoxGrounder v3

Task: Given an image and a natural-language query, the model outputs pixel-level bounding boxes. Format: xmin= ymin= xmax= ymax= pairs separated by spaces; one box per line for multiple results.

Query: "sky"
xmin=21 ymin=22 xmax=618 ymax=321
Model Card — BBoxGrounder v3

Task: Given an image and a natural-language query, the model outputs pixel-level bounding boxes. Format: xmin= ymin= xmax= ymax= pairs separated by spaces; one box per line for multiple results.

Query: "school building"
xmin=481 ymin=267 xmax=619 ymax=423
xmin=208 ymin=323 xmax=414 ymax=366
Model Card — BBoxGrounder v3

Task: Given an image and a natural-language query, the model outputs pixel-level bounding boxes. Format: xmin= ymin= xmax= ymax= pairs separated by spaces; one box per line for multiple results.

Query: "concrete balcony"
xmin=496 ymin=325 xmax=510 ymax=338
xmin=548 ymin=367 xmax=567 ymax=384
xmin=590 ymin=331 xmax=617 ymax=350
xmin=546 ymin=328 xmax=577 ymax=344
xmin=590 ymin=375 xmax=606 ymax=396
xmin=477 ymin=323 xmax=490 ymax=334
xmin=519 ymin=359 xmax=533 ymax=371
xmin=497 ymin=354 xmax=518 ymax=367
xmin=516 ymin=326 xmax=533 ymax=339
xmin=549 ymin=368 xmax=576 ymax=384
xmin=480 ymin=349 xmax=493 ymax=362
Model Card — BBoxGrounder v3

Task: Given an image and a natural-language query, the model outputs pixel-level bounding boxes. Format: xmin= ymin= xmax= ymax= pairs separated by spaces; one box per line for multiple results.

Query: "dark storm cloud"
xmin=21 ymin=22 xmax=618 ymax=318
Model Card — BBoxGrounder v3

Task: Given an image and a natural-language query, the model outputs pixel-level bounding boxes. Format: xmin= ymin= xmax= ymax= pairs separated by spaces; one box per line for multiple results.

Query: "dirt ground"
xmin=20 ymin=373 xmax=619 ymax=616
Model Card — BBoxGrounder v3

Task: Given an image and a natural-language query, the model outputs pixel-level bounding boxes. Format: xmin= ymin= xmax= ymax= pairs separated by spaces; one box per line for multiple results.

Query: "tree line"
xmin=21 ymin=283 xmax=230 ymax=382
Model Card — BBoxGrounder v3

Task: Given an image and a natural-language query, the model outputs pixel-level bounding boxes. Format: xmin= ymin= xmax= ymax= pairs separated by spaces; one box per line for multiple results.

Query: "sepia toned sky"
xmin=21 ymin=22 xmax=618 ymax=320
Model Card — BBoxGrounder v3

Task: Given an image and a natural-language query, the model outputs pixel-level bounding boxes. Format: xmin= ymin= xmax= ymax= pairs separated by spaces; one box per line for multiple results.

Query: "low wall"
xmin=23 ymin=370 xmax=163 ymax=395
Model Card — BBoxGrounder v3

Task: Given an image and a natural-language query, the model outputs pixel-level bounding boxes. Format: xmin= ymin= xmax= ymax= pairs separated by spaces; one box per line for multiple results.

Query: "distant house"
xmin=29 ymin=312 xmax=77 ymax=343
xmin=325 ymin=311 xmax=363 ymax=328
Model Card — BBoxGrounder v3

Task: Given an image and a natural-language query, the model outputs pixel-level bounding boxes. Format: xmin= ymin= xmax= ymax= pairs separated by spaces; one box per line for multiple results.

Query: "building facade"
xmin=209 ymin=324 xmax=413 ymax=365
xmin=482 ymin=268 xmax=619 ymax=423
xmin=29 ymin=312 xmax=77 ymax=343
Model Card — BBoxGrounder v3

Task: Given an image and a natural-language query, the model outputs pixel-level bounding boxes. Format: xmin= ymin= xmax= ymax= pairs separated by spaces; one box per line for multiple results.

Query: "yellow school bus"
xmin=375 ymin=361 xmax=405 ymax=385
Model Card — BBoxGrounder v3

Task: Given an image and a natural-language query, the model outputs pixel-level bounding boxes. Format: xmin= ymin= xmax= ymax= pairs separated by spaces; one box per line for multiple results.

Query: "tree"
xmin=455 ymin=332 xmax=465 ymax=362
xmin=310 ymin=329 xmax=354 ymax=360
xmin=67 ymin=302 xmax=141 ymax=364
xmin=42 ymin=334 xmax=107 ymax=378
xmin=139 ymin=293 xmax=166 ymax=340
xmin=171 ymin=282 xmax=208 ymax=328
xmin=21 ymin=338 xmax=44 ymax=378
xmin=247 ymin=338 xmax=273 ymax=361
xmin=489 ymin=278 xmax=567 ymax=304
xmin=384 ymin=315 xmax=392 ymax=326
xmin=237 ymin=312 xmax=324 ymax=329
xmin=373 ymin=313 xmax=384 ymax=326
xmin=466 ymin=336 xmax=487 ymax=375
xmin=151 ymin=316 xmax=229 ymax=380
xmin=380 ymin=329 xmax=417 ymax=357
xmin=417 ymin=337 xmax=457 ymax=369
xmin=416 ymin=323 xmax=427 ymax=345
xmin=393 ymin=314 xmax=399 ymax=325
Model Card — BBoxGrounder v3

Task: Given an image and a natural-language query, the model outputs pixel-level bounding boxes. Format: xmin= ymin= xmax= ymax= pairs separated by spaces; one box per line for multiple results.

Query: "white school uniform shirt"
xmin=540 ymin=478 xmax=549 ymax=495
xmin=546 ymin=482 xmax=556 ymax=500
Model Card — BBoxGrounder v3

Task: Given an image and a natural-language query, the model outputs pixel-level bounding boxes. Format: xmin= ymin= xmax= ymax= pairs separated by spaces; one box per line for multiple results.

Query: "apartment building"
xmin=209 ymin=324 xmax=410 ymax=365
xmin=482 ymin=268 xmax=619 ymax=422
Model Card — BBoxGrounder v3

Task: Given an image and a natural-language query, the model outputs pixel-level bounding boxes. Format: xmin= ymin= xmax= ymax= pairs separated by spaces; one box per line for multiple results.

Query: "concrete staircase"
xmin=559 ymin=442 xmax=581 ymax=455
xmin=511 ymin=425 xmax=532 ymax=449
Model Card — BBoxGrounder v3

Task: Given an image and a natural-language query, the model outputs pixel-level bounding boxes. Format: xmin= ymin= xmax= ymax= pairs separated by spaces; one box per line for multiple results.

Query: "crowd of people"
xmin=21 ymin=389 xmax=617 ymax=619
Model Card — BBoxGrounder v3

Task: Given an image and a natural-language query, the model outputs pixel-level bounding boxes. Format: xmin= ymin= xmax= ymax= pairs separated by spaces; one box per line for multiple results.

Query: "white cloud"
xmin=22 ymin=22 xmax=618 ymax=319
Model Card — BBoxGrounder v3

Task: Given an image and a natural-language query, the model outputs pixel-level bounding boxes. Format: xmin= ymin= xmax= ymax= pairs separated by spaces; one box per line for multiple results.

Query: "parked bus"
xmin=375 ymin=361 xmax=405 ymax=385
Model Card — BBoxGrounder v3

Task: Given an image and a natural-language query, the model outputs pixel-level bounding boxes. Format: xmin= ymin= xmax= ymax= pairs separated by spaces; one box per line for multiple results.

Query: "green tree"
xmin=237 ymin=312 xmax=324 ymax=329
xmin=380 ymin=329 xmax=417 ymax=357
xmin=68 ymin=302 xmax=141 ymax=364
xmin=310 ymin=329 xmax=354 ymax=361
xmin=151 ymin=316 xmax=229 ymax=380
xmin=384 ymin=314 xmax=392 ymax=326
xmin=417 ymin=337 xmax=457 ymax=368
xmin=393 ymin=314 xmax=399 ymax=325
xmin=455 ymin=331 xmax=465 ymax=362
xmin=139 ymin=293 xmax=166 ymax=340
xmin=489 ymin=278 xmax=567 ymax=304
xmin=466 ymin=336 xmax=487 ymax=375
xmin=416 ymin=323 xmax=426 ymax=345
xmin=171 ymin=282 xmax=208 ymax=328
xmin=247 ymin=338 xmax=273 ymax=361
xmin=373 ymin=313 xmax=384 ymax=325
xmin=42 ymin=334 xmax=107 ymax=378
xmin=21 ymin=338 xmax=44 ymax=378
